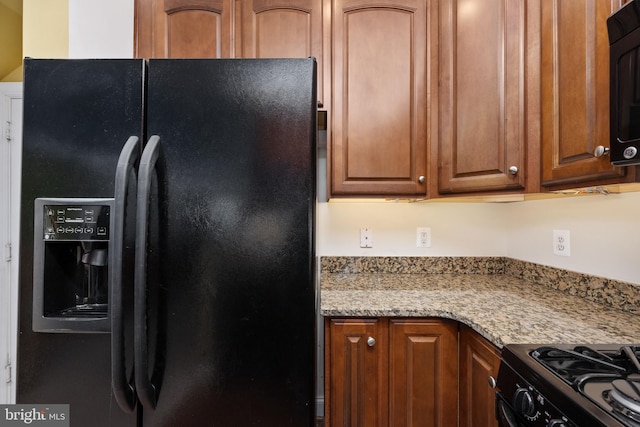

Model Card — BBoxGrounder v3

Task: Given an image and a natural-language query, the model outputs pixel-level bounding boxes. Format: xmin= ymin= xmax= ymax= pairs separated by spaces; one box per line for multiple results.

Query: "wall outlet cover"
xmin=553 ymin=229 xmax=570 ymax=256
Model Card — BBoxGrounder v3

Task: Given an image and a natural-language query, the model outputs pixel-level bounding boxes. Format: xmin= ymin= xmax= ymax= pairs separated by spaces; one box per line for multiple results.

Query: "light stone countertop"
xmin=320 ymin=272 xmax=640 ymax=348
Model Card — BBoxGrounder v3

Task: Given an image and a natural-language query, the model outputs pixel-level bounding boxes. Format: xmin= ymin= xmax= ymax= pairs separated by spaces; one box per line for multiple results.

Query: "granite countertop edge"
xmin=319 ymin=257 xmax=640 ymax=349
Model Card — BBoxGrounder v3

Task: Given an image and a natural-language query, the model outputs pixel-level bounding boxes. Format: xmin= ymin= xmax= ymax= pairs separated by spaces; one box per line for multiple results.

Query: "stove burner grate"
xmin=604 ymin=379 xmax=640 ymax=424
xmin=528 ymin=345 xmax=640 ymax=427
xmin=531 ymin=346 xmax=631 ymax=388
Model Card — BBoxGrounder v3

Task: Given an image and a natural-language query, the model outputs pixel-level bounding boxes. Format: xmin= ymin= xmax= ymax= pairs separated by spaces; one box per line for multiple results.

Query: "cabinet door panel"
xmin=459 ymin=325 xmax=501 ymax=427
xmin=331 ymin=0 xmax=429 ymax=196
xmin=135 ymin=0 xmax=233 ymax=58
xmin=389 ymin=319 xmax=457 ymax=427
xmin=326 ymin=318 xmax=388 ymax=427
xmin=167 ymin=10 xmax=222 ymax=57
xmin=437 ymin=0 xmax=526 ymax=194
xmin=541 ymin=0 xmax=628 ymax=187
xmin=240 ymin=0 xmax=325 ymax=105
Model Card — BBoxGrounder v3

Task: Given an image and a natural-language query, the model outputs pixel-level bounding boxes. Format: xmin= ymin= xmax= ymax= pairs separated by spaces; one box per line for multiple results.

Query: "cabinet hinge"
xmin=4 ymin=121 xmax=11 ymax=142
xmin=4 ymin=356 xmax=11 ymax=384
xmin=4 ymin=243 xmax=11 ymax=262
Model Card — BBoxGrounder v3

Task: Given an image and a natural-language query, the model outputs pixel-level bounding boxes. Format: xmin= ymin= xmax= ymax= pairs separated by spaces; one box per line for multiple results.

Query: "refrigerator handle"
xmin=111 ymin=136 xmax=140 ymax=413
xmin=134 ymin=135 xmax=161 ymax=409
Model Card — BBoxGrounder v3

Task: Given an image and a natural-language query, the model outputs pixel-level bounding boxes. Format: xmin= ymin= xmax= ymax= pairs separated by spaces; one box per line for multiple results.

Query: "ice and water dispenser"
xmin=33 ymin=198 xmax=114 ymax=332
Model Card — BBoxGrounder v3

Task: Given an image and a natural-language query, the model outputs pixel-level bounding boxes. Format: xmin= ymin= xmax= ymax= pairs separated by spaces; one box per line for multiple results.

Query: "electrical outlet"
xmin=360 ymin=227 xmax=373 ymax=248
xmin=553 ymin=229 xmax=571 ymax=256
xmin=417 ymin=227 xmax=431 ymax=247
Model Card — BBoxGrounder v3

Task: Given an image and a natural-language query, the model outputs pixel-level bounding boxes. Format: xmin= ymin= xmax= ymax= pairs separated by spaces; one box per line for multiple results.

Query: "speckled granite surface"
xmin=320 ymin=257 xmax=640 ymax=348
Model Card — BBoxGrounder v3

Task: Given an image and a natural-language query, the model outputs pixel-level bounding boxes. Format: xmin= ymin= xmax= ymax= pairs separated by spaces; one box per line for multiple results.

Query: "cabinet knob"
xmin=594 ymin=145 xmax=610 ymax=157
xmin=367 ymin=336 xmax=376 ymax=347
xmin=488 ymin=375 xmax=497 ymax=388
xmin=418 ymin=175 xmax=426 ymax=184
xmin=508 ymin=166 xmax=518 ymax=175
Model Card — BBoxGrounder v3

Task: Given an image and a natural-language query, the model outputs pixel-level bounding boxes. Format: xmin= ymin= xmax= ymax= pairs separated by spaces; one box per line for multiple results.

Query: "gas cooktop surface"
xmin=500 ymin=344 xmax=640 ymax=427
xmin=532 ymin=345 xmax=640 ymax=426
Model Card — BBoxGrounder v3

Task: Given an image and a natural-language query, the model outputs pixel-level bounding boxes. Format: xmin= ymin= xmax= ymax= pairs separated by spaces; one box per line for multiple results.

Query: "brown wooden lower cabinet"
xmin=459 ymin=324 xmax=501 ymax=427
xmin=325 ymin=318 xmax=388 ymax=427
xmin=324 ymin=317 xmax=459 ymax=427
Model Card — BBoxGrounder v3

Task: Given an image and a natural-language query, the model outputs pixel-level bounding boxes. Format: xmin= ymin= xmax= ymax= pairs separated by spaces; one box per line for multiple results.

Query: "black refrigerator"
xmin=17 ymin=58 xmax=317 ymax=426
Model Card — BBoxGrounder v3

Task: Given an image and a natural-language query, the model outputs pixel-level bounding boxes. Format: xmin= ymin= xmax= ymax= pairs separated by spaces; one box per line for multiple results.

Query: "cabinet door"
xmin=436 ymin=0 xmax=527 ymax=195
xmin=388 ymin=319 xmax=458 ymax=427
xmin=239 ymin=0 xmax=326 ymax=105
xmin=326 ymin=318 xmax=388 ymax=427
xmin=135 ymin=0 xmax=234 ymax=58
xmin=459 ymin=325 xmax=501 ymax=427
xmin=330 ymin=0 xmax=430 ymax=196
xmin=541 ymin=0 xmax=635 ymax=188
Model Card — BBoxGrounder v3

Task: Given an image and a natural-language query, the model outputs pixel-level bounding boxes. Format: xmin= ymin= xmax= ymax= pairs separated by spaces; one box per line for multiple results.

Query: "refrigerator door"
xmin=139 ymin=59 xmax=317 ymax=426
xmin=18 ymin=59 xmax=144 ymax=427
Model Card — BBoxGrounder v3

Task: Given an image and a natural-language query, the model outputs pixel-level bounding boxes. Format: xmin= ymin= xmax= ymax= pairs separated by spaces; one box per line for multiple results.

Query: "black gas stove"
xmin=496 ymin=344 xmax=640 ymax=427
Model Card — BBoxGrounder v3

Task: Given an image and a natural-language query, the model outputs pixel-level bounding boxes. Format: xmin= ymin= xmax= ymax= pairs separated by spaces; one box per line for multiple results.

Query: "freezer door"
xmin=18 ymin=59 xmax=144 ymax=427
xmin=140 ymin=59 xmax=317 ymax=426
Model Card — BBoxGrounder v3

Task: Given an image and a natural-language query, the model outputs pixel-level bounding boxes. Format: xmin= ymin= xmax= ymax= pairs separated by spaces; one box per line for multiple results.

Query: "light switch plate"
xmin=417 ymin=227 xmax=431 ymax=247
xmin=360 ymin=227 xmax=373 ymax=248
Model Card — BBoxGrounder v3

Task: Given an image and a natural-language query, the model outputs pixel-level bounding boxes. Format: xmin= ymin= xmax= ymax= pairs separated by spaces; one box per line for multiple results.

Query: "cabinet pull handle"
xmin=594 ymin=145 xmax=610 ymax=157
xmin=367 ymin=336 xmax=376 ymax=347
xmin=488 ymin=375 xmax=497 ymax=388
xmin=418 ymin=175 xmax=426 ymax=184
xmin=508 ymin=166 xmax=518 ymax=175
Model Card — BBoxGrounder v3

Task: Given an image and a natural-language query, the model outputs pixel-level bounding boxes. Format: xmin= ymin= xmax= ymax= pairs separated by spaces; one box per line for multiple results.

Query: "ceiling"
xmin=0 ymin=0 xmax=22 ymax=15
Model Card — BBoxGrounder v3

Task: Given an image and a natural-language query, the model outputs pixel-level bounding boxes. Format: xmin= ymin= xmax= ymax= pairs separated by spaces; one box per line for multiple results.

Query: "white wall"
xmin=318 ymin=192 xmax=640 ymax=285
xmin=68 ymin=0 xmax=133 ymax=58
xmin=505 ymin=191 xmax=640 ymax=284
xmin=66 ymin=1 xmax=640 ymax=287
xmin=317 ymin=201 xmax=508 ymax=256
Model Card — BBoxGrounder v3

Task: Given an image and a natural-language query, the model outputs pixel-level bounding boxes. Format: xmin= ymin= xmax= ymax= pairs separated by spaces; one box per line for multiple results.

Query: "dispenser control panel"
xmin=42 ymin=204 xmax=111 ymax=241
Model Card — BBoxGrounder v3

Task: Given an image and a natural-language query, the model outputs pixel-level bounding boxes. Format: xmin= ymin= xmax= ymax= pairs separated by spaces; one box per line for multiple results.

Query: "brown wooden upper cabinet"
xmin=239 ymin=0 xmax=326 ymax=105
xmin=134 ymin=0 xmax=640 ymax=199
xmin=434 ymin=0 xmax=533 ymax=196
xmin=238 ymin=1 xmax=323 ymax=59
xmin=540 ymin=0 xmax=640 ymax=190
xmin=329 ymin=0 xmax=431 ymax=197
xmin=135 ymin=0 xmax=234 ymax=58
xmin=135 ymin=0 xmax=327 ymax=127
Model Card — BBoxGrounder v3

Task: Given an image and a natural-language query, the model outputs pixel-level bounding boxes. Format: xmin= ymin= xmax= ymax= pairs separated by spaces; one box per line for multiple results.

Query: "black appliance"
xmin=18 ymin=58 xmax=317 ymax=426
xmin=608 ymin=0 xmax=640 ymax=165
xmin=496 ymin=344 xmax=640 ymax=427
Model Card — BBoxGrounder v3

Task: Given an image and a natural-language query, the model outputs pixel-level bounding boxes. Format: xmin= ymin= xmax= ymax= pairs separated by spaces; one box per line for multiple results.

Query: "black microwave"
xmin=608 ymin=0 xmax=640 ymax=165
